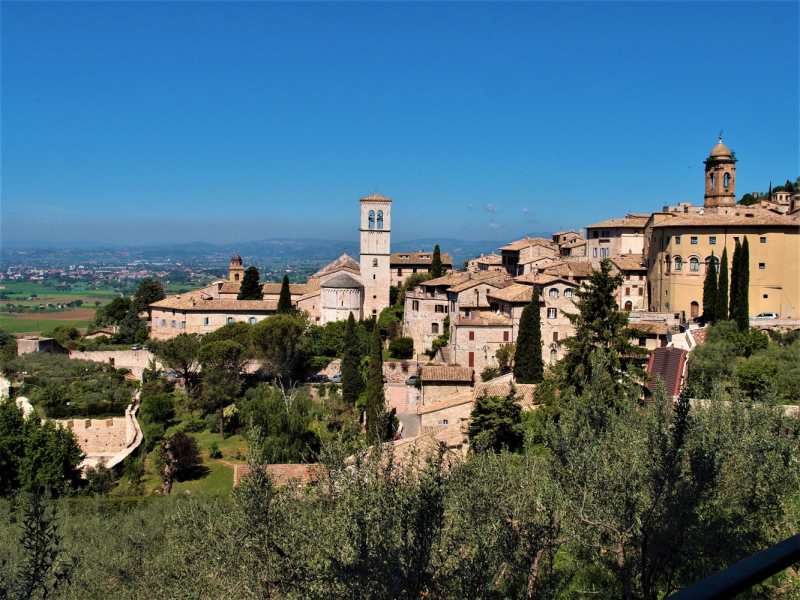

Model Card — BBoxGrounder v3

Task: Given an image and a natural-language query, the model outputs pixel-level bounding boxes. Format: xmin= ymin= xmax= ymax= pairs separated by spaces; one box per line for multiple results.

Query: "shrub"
xmin=388 ymin=337 xmax=414 ymax=359
xmin=139 ymin=393 xmax=175 ymax=426
xmin=208 ymin=441 xmax=223 ymax=459
xmin=481 ymin=366 xmax=500 ymax=382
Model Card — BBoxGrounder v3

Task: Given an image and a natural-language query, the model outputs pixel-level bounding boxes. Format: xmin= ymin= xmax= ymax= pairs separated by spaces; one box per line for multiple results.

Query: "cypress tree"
xmin=431 ymin=245 xmax=443 ymax=278
xmin=729 ymin=240 xmax=741 ymax=320
xmin=714 ymin=246 xmax=729 ymax=322
xmin=365 ymin=323 xmax=385 ymax=444
xmin=513 ymin=290 xmax=544 ymax=384
xmin=702 ymin=251 xmax=717 ymax=324
xmin=237 ymin=266 xmax=262 ymax=300
xmin=341 ymin=312 xmax=364 ymax=405
xmin=735 ymin=237 xmax=750 ymax=331
xmin=276 ymin=275 xmax=292 ymax=314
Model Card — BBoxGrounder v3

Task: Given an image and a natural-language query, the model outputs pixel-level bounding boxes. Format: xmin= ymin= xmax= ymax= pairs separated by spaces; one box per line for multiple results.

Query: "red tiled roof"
xmin=233 ymin=463 xmax=320 ymax=487
xmin=473 ymin=381 xmax=537 ymax=408
xmin=421 ymin=366 xmax=474 ymax=382
xmin=646 ymin=347 xmax=687 ymax=397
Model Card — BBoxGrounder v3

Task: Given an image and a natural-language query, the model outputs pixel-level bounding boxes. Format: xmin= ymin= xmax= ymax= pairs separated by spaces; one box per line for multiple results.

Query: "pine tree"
xmin=513 ymin=290 xmax=544 ymax=384
xmin=341 ymin=312 xmax=364 ymax=405
xmin=365 ymin=323 xmax=385 ymax=445
xmin=702 ymin=251 xmax=717 ymax=324
xmin=559 ymin=259 xmax=649 ymax=396
xmin=237 ymin=266 xmax=262 ymax=300
xmin=431 ymin=245 xmax=443 ymax=278
xmin=276 ymin=275 xmax=292 ymax=314
xmin=714 ymin=246 xmax=729 ymax=322
xmin=735 ymin=237 xmax=750 ymax=331
xmin=729 ymin=240 xmax=741 ymax=320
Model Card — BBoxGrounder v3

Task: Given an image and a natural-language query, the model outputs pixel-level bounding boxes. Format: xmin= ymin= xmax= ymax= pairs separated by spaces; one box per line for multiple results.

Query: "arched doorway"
xmin=624 ymin=301 xmax=633 ymax=312
xmin=690 ymin=301 xmax=699 ymax=318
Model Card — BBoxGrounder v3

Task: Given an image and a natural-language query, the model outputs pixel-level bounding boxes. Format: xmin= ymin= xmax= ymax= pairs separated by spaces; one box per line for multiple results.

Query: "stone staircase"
xmin=386 ymin=384 xmax=409 ymax=414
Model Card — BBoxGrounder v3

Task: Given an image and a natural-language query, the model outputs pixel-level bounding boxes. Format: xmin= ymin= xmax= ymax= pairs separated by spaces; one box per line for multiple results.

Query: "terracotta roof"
xmin=390 ymin=251 xmax=453 ymax=266
xmin=233 ymin=463 xmax=321 ymax=487
xmin=647 ymin=347 xmax=687 ymax=397
xmin=152 ymin=294 xmax=278 ymax=312
xmin=499 ymin=237 xmax=555 ymax=251
xmin=321 ymin=272 xmax=363 ymax=289
xmin=651 ymin=208 xmax=798 ymax=229
xmin=586 ymin=216 xmax=649 ymax=229
xmin=448 ymin=274 xmax=511 ymax=293
xmin=219 ymin=282 xmax=310 ymax=296
xmin=488 ymin=283 xmax=534 ymax=303
xmin=560 ymin=239 xmax=587 ymax=249
xmin=418 ymin=391 xmax=473 ymax=415
xmin=473 ymin=382 xmax=537 ymax=408
xmin=543 ymin=261 xmax=597 ymax=278
xmin=420 ymin=366 xmax=474 ymax=382
xmin=610 ymin=255 xmax=646 ymax=271
xmin=552 ymin=230 xmax=577 ymax=237
xmin=514 ymin=273 xmax=568 ymax=285
xmin=312 ymin=253 xmax=361 ymax=278
xmin=629 ymin=322 xmax=669 ymax=335
xmin=471 ymin=253 xmax=503 ymax=264
xmin=360 ymin=193 xmax=392 ymax=201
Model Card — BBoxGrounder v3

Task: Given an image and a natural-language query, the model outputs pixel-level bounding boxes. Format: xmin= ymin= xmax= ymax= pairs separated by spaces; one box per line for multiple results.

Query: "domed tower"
xmin=229 ymin=253 xmax=244 ymax=282
xmin=704 ymin=135 xmax=737 ymax=208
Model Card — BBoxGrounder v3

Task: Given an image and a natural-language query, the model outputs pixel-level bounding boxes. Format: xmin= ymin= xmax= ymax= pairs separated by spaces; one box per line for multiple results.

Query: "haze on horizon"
xmin=2 ymin=2 xmax=798 ymax=248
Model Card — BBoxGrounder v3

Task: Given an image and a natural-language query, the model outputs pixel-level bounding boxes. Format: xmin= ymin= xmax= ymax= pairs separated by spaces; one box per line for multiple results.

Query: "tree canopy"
xmin=277 ymin=275 xmax=293 ymax=314
xmin=431 ymin=245 xmax=443 ymax=278
xmin=237 ymin=266 xmax=263 ymax=301
xmin=513 ymin=291 xmax=543 ymax=384
xmin=133 ymin=279 xmax=166 ymax=316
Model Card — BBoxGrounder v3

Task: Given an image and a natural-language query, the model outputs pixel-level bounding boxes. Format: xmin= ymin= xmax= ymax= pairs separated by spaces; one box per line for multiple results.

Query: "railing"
xmin=668 ymin=534 xmax=800 ymax=600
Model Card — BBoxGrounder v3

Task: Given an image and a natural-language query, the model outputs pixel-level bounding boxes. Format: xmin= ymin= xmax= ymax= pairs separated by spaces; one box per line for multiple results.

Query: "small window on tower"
xmin=372 ymin=258 xmax=378 ymax=267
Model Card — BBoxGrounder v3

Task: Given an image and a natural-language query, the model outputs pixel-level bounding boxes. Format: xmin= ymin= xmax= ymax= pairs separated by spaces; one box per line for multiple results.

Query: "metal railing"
xmin=668 ymin=534 xmax=800 ymax=600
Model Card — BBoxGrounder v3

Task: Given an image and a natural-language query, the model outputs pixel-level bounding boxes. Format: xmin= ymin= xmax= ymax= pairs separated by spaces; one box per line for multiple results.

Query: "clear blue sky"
xmin=2 ymin=1 xmax=798 ymax=247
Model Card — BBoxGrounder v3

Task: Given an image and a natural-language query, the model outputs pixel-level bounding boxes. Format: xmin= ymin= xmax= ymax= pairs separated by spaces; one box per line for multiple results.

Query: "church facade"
xmin=149 ymin=194 xmax=394 ymax=340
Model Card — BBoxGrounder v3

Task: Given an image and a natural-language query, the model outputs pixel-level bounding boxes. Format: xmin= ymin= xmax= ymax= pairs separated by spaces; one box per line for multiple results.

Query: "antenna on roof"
xmin=719 ymin=129 xmax=723 ymax=142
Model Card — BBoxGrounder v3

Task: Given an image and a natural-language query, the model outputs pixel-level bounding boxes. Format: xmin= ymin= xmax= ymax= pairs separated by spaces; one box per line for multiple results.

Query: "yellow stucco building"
xmin=645 ymin=138 xmax=800 ymax=320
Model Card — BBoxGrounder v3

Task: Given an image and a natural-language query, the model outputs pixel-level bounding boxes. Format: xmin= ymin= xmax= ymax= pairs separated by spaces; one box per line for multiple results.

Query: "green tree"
xmin=734 ymin=236 xmax=750 ymax=331
xmin=251 ymin=314 xmax=306 ymax=380
xmin=139 ymin=393 xmax=176 ymax=427
xmin=389 ymin=286 xmax=400 ymax=306
xmin=237 ymin=266 xmax=263 ymax=300
xmin=197 ymin=341 xmax=246 ymax=439
xmin=495 ymin=343 xmax=515 ymax=371
xmin=201 ymin=321 xmax=253 ymax=349
xmin=714 ymin=246 xmax=729 ymax=322
xmin=365 ymin=323 xmax=385 ymax=445
xmin=155 ymin=333 xmax=201 ymax=390
xmin=398 ymin=272 xmax=433 ymax=305
xmin=431 ymin=245 xmax=443 ymax=278
xmin=559 ymin=258 xmax=649 ymax=396
xmin=468 ymin=387 xmax=523 ymax=452
xmin=341 ymin=313 xmax=364 ymax=405
xmin=738 ymin=193 xmax=758 ymax=206
xmin=729 ymin=239 xmax=740 ymax=321
xmin=132 ymin=279 xmax=165 ymax=317
xmin=388 ymin=337 xmax=414 ymax=359
xmin=513 ymin=291 xmax=543 ymax=384
xmin=104 ymin=297 xmax=132 ymax=324
xmin=736 ymin=357 xmax=779 ymax=397
xmin=276 ymin=274 xmax=292 ymax=314
xmin=18 ymin=416 xmax=83 ymax=496
xmin=158 ymin=431 xmax=202 ymax=494
xmin=116 ymin=308 xmax=144 ymax=345
xmin=702 ymin=251 xmax=717 ymax=323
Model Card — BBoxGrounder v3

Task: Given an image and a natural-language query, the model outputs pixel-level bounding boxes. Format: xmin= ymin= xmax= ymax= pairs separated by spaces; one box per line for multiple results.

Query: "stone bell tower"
xmin=229 ymin=253 xmax=244 ymax=282
xmin=704 ymin=134 xmax=737 ymax=209
xmin=359 ymin=194 xmax=392 ymax=319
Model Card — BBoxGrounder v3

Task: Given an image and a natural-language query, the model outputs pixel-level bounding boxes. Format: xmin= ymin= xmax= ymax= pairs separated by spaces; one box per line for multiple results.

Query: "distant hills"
xmin=2 ymin=234 xmax=553 ymax=267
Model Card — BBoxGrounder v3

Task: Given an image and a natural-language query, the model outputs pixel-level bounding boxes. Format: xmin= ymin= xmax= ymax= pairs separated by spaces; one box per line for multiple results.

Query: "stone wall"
xmin=69 ymin=350 xmax=163 ymax=379
xmin=421 ymin=382 xmax=472 ymax=404
xmin=17 ymin=337 xmax=69 ymax=356
xmin=419 ymin=401 xmax=472 ymax=428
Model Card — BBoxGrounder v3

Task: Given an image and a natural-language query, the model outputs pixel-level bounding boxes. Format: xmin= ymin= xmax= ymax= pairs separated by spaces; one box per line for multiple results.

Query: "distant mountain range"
xmin=2 ymin=234 xmax=553 ymax=267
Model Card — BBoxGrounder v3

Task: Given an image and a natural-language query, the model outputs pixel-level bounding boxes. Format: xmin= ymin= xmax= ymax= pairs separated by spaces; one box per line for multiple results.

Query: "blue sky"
xmin=2 ymin=2 xmax=798 ymax=247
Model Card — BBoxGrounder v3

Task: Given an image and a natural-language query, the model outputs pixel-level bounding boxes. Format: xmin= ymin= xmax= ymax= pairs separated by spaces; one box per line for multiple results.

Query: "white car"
xmin=753 ymin=312 xmax=779 ymax=319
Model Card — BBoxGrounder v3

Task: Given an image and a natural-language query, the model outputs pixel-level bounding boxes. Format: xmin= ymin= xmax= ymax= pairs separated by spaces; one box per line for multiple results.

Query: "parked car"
xmin=330 ymin=374 xmax=342 ymax=383
xmin=405 ymin=375 xmax=418 ymax=385
xmin=131 ymin=345 xmax=142 ymax=350
xmin=754 ymin=312 xmax=779 ymax=319
xmin=310 ymin=374 xmax=330 ymax=383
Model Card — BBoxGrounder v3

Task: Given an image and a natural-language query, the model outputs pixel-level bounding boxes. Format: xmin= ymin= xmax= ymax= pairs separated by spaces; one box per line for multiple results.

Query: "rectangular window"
xmin=248 ymin=317 xmax=257 ymax=324
xmin=593 ymin=248 xmax=598 ymax=257
xmin=226 ymin=317 xmax=234 ymax=324
xmin=626 ymin=274 xmax=630 ymax=281
xmin=203 ymin=317 xmax=210 ymax=326
xmin=552 ymin=331 xmax=559 ymax=341
xmin=547 ymin=308 xmax=557 ymax=318
xmin=625 ymin=287 xmax=630 ymax=295
xmin=709 ymin=236 xmax=717 ymax=245
xmin=759 ymin=263 xmax=765 ymax=269
xmin=412 ymin=301 xmax=419 ymax=311
xmin=468 ymin=352 xmax=474 ymax=368
xmin=760 ymin=237 xmax=767 ymax=244
xmin=602 ymin=248 xmax=610 ymax=257
xmin=397 ymin=268 xmax=402 ymax=276
xmin=171 ymin=320 xmax=176 ymax=328
xmin=593 ymin=231 xmax=599 ymax=238
xmin=469 ymin=331 xmax=475 ymax=341
xmin=675 ymin=237 xmax=681 ymax=244
xmin=639 ymin=287 xmax=644 ymax=296
xmin=734 ymin=237 xmax=740 ymax=244
xmin=179 ymin=321 xmax=185 ymax=329
xmin=503 ymin=331 xmax=509 ymax=342
xmin=763 ymin=294 xmax=769 ymax=299
xmin=690 ymin=237 xmax=698 ymax=244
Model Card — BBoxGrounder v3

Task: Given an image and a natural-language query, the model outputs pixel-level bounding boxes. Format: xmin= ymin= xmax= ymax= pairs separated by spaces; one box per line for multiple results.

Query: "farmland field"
xmin=0 ymin=308 xmax=97 ymax=334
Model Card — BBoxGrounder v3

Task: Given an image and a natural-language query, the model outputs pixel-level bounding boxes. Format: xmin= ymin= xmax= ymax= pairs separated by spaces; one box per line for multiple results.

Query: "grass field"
xmin=0 ymin=311 xmax=95 ymax=334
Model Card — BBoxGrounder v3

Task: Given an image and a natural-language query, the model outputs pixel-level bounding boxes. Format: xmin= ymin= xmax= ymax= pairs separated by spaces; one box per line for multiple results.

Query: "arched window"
xmin=665 ymin=255 xmax=671 ymax=273
xmin=377 ymin=211 xmax=384 ymax=230
xmin=674 ymin=256 xmax=683 ymax=271
xmin=564 ymin=288 xmax=574 ymax=297
xmin=432 ymin=322 xmax=439 ymax=334
xmin=705 ymin=256 xmax=720 ymax=273
xmin=690 ymin=257 xmax=700 ymax=272
xmin=372 ymin=258 xmax=378 ymax=267
xmin=724 ymin=172 xmax=730 ymax=189
xmin=690 ymin=301 xmax=700 ymax=318
xmin=548 ymin=288 xmax=559 ymax=297
xmin=550 ymin=348 xmax=558 ymax=363
xmin=368 ymin=210 xmax=375 ymax=229
xmin=234 ymin=273 xmax=239 ymax=281
xmin=710 ymin=173 xmax=716 ymax=189
xmin=624 ymin=301 xmax=633 ymax=311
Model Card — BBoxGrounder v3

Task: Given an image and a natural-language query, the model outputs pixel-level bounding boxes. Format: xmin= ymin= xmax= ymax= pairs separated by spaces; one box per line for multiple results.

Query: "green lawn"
xmin=0 ymin=316 xmax=92 ymax=334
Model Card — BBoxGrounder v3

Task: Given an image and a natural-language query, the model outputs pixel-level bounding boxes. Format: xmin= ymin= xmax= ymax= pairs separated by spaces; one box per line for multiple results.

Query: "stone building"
xmin=499 ymin=237 xmax=558 ymax=276
xmin=466 ymin=253 xmax=503 ymax=273
xmin=390 ymin=251 xmax=453 ymax=288
xmin=609 ymin=255 xmax=648 ymax=311
xmin=150 ymin=194 xmax=395 ymax=338
xmin=585 ymin=214 xmax=649 ymax=259
xmin=644 ymin=138 xmax=800 ymax=320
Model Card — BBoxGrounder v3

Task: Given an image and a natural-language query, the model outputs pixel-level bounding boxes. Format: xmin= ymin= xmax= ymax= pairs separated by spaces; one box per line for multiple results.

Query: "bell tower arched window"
xmin=710 ymin=173 xmax=716 ymax=190
xmin=377 ymin=211 xmax=384 ymax=230
xmin=724 ymin=172 xmax=730 ymax=189
xmin=368 ymin=210 xmax=375 ymax=229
